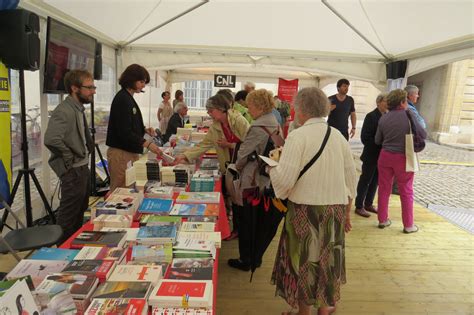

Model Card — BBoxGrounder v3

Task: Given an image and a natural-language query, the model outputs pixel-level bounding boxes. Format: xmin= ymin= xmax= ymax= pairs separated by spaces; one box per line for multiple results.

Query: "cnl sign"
xmin=214 ymin=74 xmax=236 ymax=88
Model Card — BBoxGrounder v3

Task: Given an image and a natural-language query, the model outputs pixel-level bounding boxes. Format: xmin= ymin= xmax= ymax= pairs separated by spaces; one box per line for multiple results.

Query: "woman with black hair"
xmin=106 ymin=64 xmax=163 ymax=191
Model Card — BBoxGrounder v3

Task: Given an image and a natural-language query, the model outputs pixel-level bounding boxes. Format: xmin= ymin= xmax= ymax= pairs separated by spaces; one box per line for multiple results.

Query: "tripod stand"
xmin=0 ymin=70 xmax=55 ymax=232
xmin=89 ymin=98 xmax=110 ymax=196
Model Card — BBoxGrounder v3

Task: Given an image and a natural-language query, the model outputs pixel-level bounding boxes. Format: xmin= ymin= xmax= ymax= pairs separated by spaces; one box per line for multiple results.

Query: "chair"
xmin=0 ymin=194 xmax=63 ymax=261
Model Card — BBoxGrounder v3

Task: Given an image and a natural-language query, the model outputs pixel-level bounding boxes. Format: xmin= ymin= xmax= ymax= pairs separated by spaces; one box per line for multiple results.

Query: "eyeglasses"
xmin=81 ymin=85 xmax=97 ymax=90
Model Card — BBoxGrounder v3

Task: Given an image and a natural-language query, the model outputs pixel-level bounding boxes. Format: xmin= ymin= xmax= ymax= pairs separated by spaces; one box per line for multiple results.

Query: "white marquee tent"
xmin=20 ymin=0 xmax=474 ymax=85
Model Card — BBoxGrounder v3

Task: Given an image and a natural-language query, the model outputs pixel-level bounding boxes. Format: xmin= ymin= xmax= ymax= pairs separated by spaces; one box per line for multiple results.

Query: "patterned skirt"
xmin=271 ymin=201 xmax=347 ymax=309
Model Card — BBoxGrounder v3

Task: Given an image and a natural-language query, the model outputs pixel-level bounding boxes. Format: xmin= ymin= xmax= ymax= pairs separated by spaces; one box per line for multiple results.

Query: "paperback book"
xmin=138 ymin=198 xmax=174 ymax=215
xmin=169 ymin=203 xmax=219 ymax=217
xmin=85 ymin=298 xmax=148 ymax=315
xmin=74 ymin=246 xmax=127 ymax=263
xmin=139 ymin=214 xmax=182 ymax=226
xmin=62 ymin=260 xmax=116 ymax=280
xmin=136 ymin=225 xmax=177 ymax=245
xmin=93 ymin=214 xmax=133 ymax=231
xmin=100 ymin=227 xmax=139 ymax=242
xmin=177 ymin=231 xmax=221 ymax=248
xmin=148 ymin=280 xmax=213 ymax=309
xmin=30 ymin=247 xmax=79 ymax=261
xmin=144 ymin=181 xmax=174 ymax=199
xmin=179 ymin=222 xmax=216 ymax=232
xmin=109 ymin=265 xmax=162 ymax=286
xmin=0 ymin=280 xmax=40 ymax=314
xmin=92 ymin=281 xmax=152 ymax=299
xmin=167 ymin=258 xmax=214 ymax=281
xmin=131 ymin=244 xmax=173 ymax=262
xmin=176 ymin=192 xmax=220 ymax=204
xmin=70 ymin=231 xmax=127 ymax=249
xmin=6 ymin=259 xmax=69 ymax=287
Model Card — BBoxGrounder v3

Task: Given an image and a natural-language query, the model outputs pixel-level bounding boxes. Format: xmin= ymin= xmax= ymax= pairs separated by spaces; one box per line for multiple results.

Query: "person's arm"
xmin=360 ymin=114 xmax=374 ymax=146
xmin=157 ymin=107 xmax=163 ymax=121
xmin=44 ymin=109 xmax=74 ymax=168
xmin=183 ymin=127 xmax=217 ymax=162
xmin=350 ymin=105 xmax=357 ymax=138
xmin=409 ymin=106 xmax=426 ymax=129
xmin=409 ymin=110 xmax=428 ymax=139
xmin=268 ymin=133 xmax=304 ymax=200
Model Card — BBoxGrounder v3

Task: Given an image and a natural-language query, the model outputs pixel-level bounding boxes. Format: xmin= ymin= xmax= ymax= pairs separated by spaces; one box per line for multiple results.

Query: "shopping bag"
xmin=405 ymin=134 xmax=420 ymax=172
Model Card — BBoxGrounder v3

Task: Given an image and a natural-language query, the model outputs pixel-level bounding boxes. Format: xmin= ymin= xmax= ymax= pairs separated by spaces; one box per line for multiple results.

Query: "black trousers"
xmin=355 ymin=161 xmax=378 ymax=209
xmin=57 ymin=165 xmax=90 ymax=243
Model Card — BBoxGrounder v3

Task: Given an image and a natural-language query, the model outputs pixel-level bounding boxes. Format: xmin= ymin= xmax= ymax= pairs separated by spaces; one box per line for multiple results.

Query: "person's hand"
xmin=146 ymin=127 xmax=157 ymax=137
xmin=148 ymin=142 xmax=162 ymax=156
xmin=174 ymin=154 xmax=189 ymax=165
xmin=344 ymin=215 xmax=352 ymax=233
xmin=330 ymin=104 xmax=336 ymax=111
xmin=350 ymin=127 xmax=356 ymax=138
xmin=216 ymin=138 xmax=232 ymax=148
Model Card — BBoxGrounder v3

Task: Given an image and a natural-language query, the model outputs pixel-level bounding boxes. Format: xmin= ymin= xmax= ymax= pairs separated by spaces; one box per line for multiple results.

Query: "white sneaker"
xmin=378 ymin=219 xmax=392 ymax=229
xmin=403 ymin=225 xmax=419 ymax=234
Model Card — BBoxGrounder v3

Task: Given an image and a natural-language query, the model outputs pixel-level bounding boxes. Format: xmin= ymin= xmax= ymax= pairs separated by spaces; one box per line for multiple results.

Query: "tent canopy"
xmin=20 ymin=0 xmax=474 ymax=83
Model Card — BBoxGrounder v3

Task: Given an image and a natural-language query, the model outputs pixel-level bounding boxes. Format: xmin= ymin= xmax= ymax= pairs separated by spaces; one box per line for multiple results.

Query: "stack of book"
xmin=35 ymin=273 xmax=99 ymax=313
xmin=167 ymin=258 xmax=214 ymax=281
xmin=134 ymin=158 xmax=160 ymax=181
xmin=62 ymin=259 xmax=117 ymax=282
xmin=85 ymin=298 xmax=148 ymax=315
xmin=92 ymin=214 xmax=133 ymax=231
xmin=30 ymin=247 xmax=79 ymax=262
xmin=148 ymin=279 xmax=213 ymax=310
xmin=169 ymin=203 xmax=219 ymax=217
xmin=74 ymin=246 xmax=127 ymax=263
xmin=136 ymin=224 xmax=177 ymax=245
xmin=144 ymin=180 xmax=174 ymax=199
xmin=131 ymin=244 xmax=173 ymax=264
xmin=190 ymin=173 xmax=215 ymax=192
xmin=160 ymin=166 xmax=191 ymax=189
xmin=200 ymin=158 xmax=219 ymax=171
xmin=175 ymin=192 xmax=221 ymax=204
xmin=6 ymin=259 xmax=70 ymax=287
xmin=138 ymin=198 xmax=174 ymax=215
xmin=70 ymin=231 xmax=127 ymax=249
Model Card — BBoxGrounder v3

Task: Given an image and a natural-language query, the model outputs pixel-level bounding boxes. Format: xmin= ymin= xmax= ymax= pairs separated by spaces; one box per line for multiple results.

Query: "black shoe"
xmin=228 ymin=259 xmax=250 ymax=271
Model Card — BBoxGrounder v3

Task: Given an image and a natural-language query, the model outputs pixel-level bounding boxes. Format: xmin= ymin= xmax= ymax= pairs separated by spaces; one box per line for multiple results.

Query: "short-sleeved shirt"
xmin=327 ymin=94 xmax=355 ymax=139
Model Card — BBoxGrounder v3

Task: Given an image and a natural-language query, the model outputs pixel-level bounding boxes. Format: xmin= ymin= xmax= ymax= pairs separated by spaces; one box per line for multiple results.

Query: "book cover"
xmin=6 ymin=259 xmax=69 ymax=287
xmin=176 ymin=192 xmax=220 ymax=204
xmin=168 ymin=258 xmax=214 ymax=281
xmin=149 ymin=280 xmax=212 ymax=309
xmin=127 ymin=261 xmax=170 ymax=277
xmin=170 ymin=204 xmax=219 ymax=217
xmin=186 ymin=216 xmax=217 ymax=223
xmin=75 ymin=246 xmax=127 ymax=262
xmin=85 ymin=298 xmax=147 ymax=315
xmin=0 ymin=280 xmax=41 ymax=314
xmin=99 ymin=194 xmax=137 ymax=211
xmin=137 ymin=225 xmax=177 ymax=242
xmin=100 ymin=227 xmax=139 ymax=242
xmin=138 ymin=198 xmax=173 ymax=215
xmin=152 ymin=307 xmax=213 ymax=315
xmin=139 ymin=214 xmax=182 ymax=226
xmin=36 ymin=273 xmax=99 ymax=300
xmin=177 ymin=231 xmax=221 ymax=248
xmin=180 ymin=222 xmax=216 ymax=232
xmin=131 ymin=244 xmax=173 ymax=261
xmin=109 ymin=265 xmax=162 ymax=286
xmin=144 ymin=181 xmax=174 ymax=199
xmin=30 ymin=247 xmax=79 ymax=261
xmin=92 ymin=281 xmax=152 ymax=299
xmin=71 ymin=231 xmax=127 ymax=249
xmin=93 ymin=214 xmax=132 ymax=231
xmin=0 ymin=276 xmax=34 ymax=297
xmin=173 ymin=239 xmax=215 ymax=252
xmin=62 ymin=260 xmax=116 ymax=280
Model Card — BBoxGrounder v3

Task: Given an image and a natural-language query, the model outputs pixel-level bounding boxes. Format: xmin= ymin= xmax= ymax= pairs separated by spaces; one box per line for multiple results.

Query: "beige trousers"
xmin=107 ymin=147 xmax=140 ymax=192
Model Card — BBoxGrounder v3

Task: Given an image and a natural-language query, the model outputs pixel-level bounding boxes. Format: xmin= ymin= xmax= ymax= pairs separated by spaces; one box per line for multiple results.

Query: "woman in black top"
xmin=106 ymin=64 xmax=162 ymax=191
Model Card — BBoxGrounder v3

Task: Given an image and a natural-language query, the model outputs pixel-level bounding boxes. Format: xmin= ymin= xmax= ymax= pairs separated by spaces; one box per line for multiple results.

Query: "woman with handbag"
xmin=227 ymin=89 xmax=283 ymax=271
xmin=375 ymin=89 xmax=427 ymax=233
xmin=268 ymin=87 xmax=356 ymax=315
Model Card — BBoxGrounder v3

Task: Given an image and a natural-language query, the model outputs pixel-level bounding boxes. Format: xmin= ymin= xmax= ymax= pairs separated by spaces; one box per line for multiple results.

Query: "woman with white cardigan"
xmin=268 ymin=87 xmax=356 ymax=315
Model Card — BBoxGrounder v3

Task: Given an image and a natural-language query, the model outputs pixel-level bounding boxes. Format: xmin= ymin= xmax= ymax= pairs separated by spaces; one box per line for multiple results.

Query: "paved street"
xmin=351 ymin=140 xmax=474 ymax=210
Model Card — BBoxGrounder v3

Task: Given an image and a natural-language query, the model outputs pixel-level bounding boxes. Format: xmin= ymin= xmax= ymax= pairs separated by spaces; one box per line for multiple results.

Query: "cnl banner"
xmin=277 ymin=78 xmax=298 ymax=119
xmin=0 ymin=62 xmax=12 ymax=203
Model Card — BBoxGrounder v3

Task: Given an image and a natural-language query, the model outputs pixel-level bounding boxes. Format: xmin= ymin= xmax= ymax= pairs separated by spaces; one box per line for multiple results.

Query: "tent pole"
xmin=121 ymin=0 xmax=209 ymax=47
xmin=321 ymin=0 xmax=389 ymax=60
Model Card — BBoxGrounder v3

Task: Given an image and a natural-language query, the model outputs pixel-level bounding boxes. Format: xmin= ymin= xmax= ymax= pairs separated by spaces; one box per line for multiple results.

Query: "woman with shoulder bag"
xmin=375 ymin=89 xmax=427 ymax=234
xmin=268 ymin=87 xmax=356 ymax=315
xmin=227 ymin=89 xmax=283 ymax=272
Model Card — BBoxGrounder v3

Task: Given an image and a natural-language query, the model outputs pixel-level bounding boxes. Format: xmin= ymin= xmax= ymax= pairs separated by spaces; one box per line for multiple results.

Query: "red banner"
xmin=277 ymin=78 xmax=298 ymax=119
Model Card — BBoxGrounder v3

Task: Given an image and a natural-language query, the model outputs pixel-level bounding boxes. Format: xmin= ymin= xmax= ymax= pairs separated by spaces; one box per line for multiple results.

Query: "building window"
xmin=184 ymin=80 xmax=212 ymax=109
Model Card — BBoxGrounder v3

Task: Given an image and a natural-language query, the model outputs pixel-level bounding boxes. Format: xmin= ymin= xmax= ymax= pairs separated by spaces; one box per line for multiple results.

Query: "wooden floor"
xmin=1 ymin=197 xmax=472 ymax=314
xmin=216 ymin=197 xmax=474 ymax=315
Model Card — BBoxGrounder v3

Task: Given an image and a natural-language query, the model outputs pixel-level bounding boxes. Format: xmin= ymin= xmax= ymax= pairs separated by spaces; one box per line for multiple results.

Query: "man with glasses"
xmin=44 ymin=69 xmax=95 ymax=243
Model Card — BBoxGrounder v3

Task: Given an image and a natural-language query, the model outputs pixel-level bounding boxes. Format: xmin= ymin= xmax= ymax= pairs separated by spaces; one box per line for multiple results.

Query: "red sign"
xmin=277 ymin=78 xmax=298 ymax=119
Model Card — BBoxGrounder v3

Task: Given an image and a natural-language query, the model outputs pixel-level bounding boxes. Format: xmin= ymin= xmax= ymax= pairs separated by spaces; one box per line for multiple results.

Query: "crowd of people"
xmin=44 ymin=65 xmax=427 ymax=315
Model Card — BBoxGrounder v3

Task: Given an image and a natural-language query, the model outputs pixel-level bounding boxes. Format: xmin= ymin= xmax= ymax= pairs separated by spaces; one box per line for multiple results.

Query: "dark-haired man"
xmin=44 ymin=69 xmax=95 ymax=242
xmin=328 ymin=78 xmax=356 ymax=140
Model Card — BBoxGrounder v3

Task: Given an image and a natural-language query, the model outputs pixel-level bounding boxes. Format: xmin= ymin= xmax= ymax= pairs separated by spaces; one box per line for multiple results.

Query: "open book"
xmin=258 ymin=155 xmax=279 ymax=167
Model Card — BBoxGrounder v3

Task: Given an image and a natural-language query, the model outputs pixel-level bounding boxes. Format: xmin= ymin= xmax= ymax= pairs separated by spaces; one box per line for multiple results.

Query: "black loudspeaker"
xmin=0 ymin=9 xmax=40 ymax=71
xmin=94 ymin=43 xmax=102 ymax=80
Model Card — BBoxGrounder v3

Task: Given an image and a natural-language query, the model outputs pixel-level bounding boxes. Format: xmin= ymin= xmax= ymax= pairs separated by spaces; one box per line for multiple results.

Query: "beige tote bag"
xmin=406 ymin=119 xmax=420 ymax=172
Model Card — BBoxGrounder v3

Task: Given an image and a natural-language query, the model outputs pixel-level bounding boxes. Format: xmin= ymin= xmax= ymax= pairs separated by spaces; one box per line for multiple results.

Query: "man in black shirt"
xmin=354 ymin=93 xmax=387 ymax=217
xmin=327 ymin=78 xmax=356 ymax=140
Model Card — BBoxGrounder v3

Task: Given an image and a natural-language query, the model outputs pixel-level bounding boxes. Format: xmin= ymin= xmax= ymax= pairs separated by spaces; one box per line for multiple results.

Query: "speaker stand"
xmin=1 ymin=70 xmax=55 ymax=232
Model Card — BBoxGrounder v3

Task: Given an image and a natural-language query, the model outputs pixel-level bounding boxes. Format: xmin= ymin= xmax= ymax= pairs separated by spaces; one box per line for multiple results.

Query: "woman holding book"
xmin=106 ymin=64 xmax=163 ymax=191
xmin=226 ymin=89 xmax=282 ymax=271
xmin=174 ymin=94 xmax=249 ymax=174
xmin=268 ymin=87 xmax=356 ymax=315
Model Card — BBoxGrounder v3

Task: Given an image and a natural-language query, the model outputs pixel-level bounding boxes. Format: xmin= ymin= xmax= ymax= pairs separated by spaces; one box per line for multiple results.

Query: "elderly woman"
xmin=269 ymin=87 xmax=356 ymax=315
xmin=375 ymin=89 xmax=427 ymax=233
xmin=227 ymin=89 xmax=282 ymax=271
xmin=162 ymin=102 xmax=188 ymax=143
xmin=174 ymin=94 xmax=249 ymax=174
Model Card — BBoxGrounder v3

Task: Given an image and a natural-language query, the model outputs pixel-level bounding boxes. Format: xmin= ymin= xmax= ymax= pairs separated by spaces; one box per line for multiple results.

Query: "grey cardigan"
xmin=44 ymin=96 xmax=93 ymax=177
xmin=235 ymin=112 xmax=279 ymax=192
